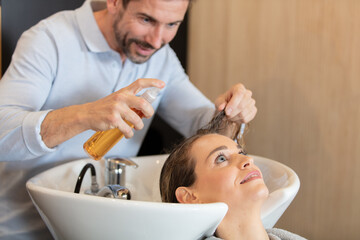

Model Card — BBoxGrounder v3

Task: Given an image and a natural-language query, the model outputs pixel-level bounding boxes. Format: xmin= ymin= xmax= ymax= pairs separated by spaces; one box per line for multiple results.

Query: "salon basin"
xmin=26 ymin=154 xmax=300 ymax=240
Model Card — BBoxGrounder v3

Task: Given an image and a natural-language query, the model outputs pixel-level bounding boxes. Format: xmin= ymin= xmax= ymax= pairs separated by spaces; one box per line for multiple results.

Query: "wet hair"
xmin=160 ymin=111 xmax=246 ymax=203
xmin=159 ymin=133 xmax=204 ymax=203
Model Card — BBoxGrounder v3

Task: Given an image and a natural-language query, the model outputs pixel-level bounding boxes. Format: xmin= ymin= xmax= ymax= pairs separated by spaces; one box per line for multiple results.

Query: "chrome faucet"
xmin=75 ymin=158 xmax=138 ymax=200
xmin=96 ymin=185 xmax=131 ymax=200
xmin=105 ymin=158 xmax=138 ymax=186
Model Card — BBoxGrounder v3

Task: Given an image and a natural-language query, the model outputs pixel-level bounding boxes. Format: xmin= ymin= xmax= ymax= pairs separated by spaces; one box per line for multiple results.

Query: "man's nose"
xmin=146 ymin=26 xmax=164 ymax=49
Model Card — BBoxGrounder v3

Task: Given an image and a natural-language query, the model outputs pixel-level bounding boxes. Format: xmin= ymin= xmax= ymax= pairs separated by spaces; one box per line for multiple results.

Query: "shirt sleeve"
xmin=157 ymin=47 xmax=215 ymax=137
xmin=0 ymin=21 xmax=58 ymax=161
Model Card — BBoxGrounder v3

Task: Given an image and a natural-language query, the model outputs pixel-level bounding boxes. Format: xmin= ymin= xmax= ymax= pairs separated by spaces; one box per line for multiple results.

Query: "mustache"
xmin=130 ymin=39 xmax=156 ymax=50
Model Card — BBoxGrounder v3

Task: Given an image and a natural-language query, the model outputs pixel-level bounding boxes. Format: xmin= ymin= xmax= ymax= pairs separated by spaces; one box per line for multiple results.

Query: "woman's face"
xmin=186 ymin=134 xmax=269 ymax=209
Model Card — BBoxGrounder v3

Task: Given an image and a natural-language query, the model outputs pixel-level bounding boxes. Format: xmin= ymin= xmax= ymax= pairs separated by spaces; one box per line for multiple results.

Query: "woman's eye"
xmin=239 ymin=150 xmax=247 ymax=156
xmin=215 ymin=154 xmax=227 ymax=164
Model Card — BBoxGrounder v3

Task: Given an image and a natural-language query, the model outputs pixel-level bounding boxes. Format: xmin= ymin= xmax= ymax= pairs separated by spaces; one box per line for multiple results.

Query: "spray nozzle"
xmin=141 ymin=87 xmax=161 ymax=103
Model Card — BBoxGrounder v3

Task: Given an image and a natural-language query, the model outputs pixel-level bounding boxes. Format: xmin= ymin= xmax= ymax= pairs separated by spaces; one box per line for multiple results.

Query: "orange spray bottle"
xmin=83 ymin=87 xmax=161 ymax=160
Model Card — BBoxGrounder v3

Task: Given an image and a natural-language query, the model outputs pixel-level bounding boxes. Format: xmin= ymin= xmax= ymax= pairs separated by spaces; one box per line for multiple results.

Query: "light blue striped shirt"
xmin=0 ymin=0 xmax=214 ymax=238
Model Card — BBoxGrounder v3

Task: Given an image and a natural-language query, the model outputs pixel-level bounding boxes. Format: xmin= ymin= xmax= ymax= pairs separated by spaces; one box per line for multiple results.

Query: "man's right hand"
xmin=40 ymin=78 xmax=165 ymax=148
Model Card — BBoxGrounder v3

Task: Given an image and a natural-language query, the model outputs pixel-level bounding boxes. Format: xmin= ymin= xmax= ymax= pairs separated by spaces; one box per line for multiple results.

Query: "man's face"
xmin=113 ymin=0 xmax=189 ymax=63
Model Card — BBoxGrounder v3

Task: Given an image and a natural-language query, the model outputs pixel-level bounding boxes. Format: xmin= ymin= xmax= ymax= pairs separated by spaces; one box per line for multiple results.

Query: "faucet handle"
xmin=105 ymin=158 xmax=138 ymax=186
xmin=96 ymin=185 xmax=131 ymax=200
xmin=106 ymin=158 xmax=138 ymax=170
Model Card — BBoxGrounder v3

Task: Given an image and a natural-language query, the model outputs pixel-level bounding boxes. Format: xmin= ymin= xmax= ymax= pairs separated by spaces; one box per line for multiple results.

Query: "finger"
xmin=215 ymin=101 xmax=227 ymax=112
xmin=109 ymin=105 xmax=145 ymax=136
xmin=129 ymin=96 xmax=155 ymax=118
xmin=117 ymin=93 xmax=154 ymax=120
xmin=116 ymin=117 xmax=135 ymax=139
xmin=214 ymin=93 xmax=227 ymax=111
xmin=122 ymin=107 xmax=145 ymax=130
xmin=229 ymin=102 xmax=257 ymax=123
xmin=243 ymin=105 xmax=257 ymax=123
xmin=124 ymin=78 xmax=165 ymax=95
xmin=235 ymin=94 xmax=255 ymax=118
xmin=225 ymin=88 xmax=249 ymax=118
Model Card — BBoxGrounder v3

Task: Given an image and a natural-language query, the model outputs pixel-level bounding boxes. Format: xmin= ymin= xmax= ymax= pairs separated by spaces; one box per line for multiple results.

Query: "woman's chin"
xmin=240 ymin=180 xmax=269 ymax=202
xmin=252 ymin=183 xmax=269 ymax=201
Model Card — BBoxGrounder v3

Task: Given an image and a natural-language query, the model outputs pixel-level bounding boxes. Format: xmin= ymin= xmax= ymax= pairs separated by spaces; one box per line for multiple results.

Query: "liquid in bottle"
xmin=83 ymin=88 xmax=160 ymax=160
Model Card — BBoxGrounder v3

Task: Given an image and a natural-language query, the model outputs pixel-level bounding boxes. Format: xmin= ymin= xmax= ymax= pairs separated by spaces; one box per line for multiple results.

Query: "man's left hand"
xmin=214 ymin=83 xmax=257 ymax=123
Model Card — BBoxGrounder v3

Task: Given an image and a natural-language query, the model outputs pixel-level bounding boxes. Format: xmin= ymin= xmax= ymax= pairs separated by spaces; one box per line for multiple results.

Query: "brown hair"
xmin=159 ymin=133 xmax=205 ymax=203
xmin=121 ymin=0 xmax=132 ymax=8
xmin=122 ymin=0 xmax=194 ymax=9
xmin=160 ymin=111 xmax=246 ymax=203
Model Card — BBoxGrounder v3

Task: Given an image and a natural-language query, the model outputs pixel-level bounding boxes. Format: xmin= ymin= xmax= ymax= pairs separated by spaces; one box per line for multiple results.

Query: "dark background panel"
xmin=1 ymin=0 xmax=85 ymax=73
xmin=0 ymin=0 xmax=185 ymax=156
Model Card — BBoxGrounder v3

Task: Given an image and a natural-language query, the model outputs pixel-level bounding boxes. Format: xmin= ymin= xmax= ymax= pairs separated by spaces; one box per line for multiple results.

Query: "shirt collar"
xmin=75 ymin=0 xmax=112 ymax=53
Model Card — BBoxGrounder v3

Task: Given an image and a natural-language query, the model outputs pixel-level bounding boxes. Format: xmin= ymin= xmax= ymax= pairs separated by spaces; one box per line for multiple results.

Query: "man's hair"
xmin=122 ymin=0 xmax=132 ymax=8
xmin=122 ymin=0 xmax=194 ymax=9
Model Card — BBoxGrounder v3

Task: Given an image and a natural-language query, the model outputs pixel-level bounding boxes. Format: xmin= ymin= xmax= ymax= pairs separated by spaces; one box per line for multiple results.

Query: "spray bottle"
xmin=83 ymin=87 xmax=161 ymax=160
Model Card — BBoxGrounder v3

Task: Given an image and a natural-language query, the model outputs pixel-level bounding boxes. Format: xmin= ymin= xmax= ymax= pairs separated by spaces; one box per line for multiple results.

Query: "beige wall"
xmin=188 ymin=0 xmax=360 ymax=239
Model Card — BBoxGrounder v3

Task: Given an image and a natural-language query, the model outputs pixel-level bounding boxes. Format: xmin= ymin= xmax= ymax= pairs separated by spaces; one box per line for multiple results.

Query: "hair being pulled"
xmin=197 ymin=110 xmax=247 ymax=149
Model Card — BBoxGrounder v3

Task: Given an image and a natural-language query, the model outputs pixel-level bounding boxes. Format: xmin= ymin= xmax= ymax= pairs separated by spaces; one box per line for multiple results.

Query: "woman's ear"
xmin=175 ymin=187 xmax=200 ymax=203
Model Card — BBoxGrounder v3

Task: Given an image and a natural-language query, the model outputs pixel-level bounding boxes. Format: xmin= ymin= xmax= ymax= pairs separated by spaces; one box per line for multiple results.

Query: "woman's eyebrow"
xmin=206 ymin=145 xmax=227 ymax=160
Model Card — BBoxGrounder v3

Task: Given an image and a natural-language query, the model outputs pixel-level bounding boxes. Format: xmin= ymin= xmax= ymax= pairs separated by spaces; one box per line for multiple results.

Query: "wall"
xmin=188 ymin=0 xmax=360 ymax=239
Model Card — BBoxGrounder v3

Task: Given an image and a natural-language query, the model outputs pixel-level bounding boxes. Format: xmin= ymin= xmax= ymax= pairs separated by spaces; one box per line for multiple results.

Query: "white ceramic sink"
xmin=26 ymin=154 xmax=300 ymax=240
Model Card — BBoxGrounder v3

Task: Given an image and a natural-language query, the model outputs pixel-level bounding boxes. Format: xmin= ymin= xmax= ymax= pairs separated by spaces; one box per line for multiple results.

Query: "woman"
xmin=160 ymin=117 xmax=306 ymax=239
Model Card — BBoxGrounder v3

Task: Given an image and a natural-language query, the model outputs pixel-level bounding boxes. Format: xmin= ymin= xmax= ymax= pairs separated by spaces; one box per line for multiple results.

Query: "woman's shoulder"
xmin=267 ymin=228 xmax=307 ymax=240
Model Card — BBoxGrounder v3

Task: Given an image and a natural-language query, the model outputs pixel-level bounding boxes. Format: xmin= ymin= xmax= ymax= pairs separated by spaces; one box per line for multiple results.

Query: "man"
xmin=0 ymin=0 xmax=257 ymax=238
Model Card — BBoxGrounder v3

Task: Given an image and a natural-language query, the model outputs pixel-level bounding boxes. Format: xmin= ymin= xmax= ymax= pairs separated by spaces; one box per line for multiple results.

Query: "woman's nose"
xmin=237 ymin=155 xmax=254 ymax=169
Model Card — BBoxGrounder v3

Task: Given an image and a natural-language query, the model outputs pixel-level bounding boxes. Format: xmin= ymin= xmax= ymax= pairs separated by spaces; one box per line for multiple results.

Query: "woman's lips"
xmin=240 ymin=170 xmax=262 ymax=184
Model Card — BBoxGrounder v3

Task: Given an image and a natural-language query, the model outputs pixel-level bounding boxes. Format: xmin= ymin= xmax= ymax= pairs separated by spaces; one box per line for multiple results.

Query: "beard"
xmin=113 ymin=16 xmax=164 ymax=64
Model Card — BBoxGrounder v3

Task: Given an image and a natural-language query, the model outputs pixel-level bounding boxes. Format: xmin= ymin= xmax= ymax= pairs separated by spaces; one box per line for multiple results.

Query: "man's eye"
xmin=167 ymin=22 xmax=179 ymax=28
xmin=215 ymin=154 xmax=227 ymax=164
xmin=139 ymin=16 xmax=152 ymax=24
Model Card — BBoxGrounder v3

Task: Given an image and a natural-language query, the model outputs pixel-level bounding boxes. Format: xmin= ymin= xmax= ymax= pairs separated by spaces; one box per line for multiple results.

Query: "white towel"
xmin=267 ymin=228 xmax=307 ymax=240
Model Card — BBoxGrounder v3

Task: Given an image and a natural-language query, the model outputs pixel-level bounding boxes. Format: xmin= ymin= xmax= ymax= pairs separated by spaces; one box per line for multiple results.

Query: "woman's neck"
xmin=215 ymin=208 xmax=269 ymax=240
